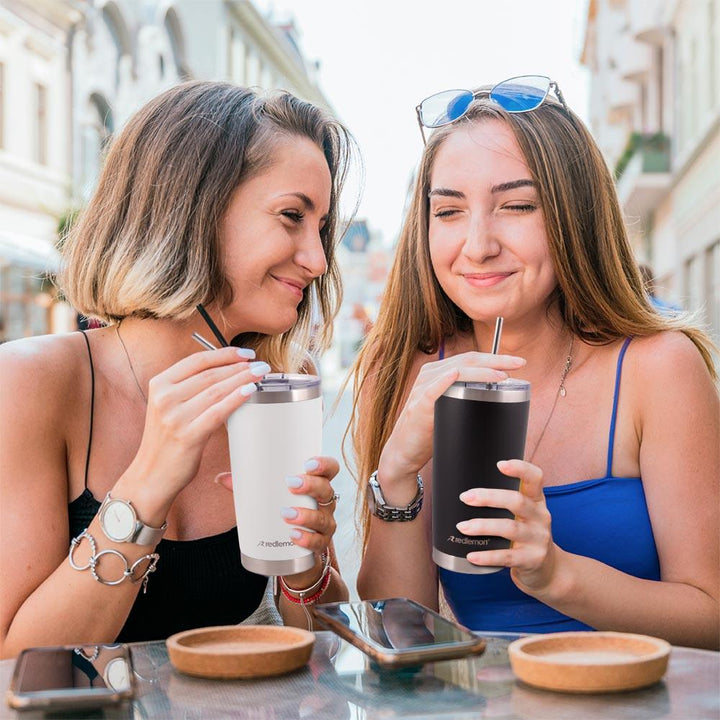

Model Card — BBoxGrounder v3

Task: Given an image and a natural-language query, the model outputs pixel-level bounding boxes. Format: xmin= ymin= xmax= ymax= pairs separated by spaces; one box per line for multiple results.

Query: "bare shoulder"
xmin=0 ymin=333 xmax=87 ymax=417
xmin=623 ymin=332 xmax=718 ymax=428
xmin=625 ymin=332 xmax=715 ymax=386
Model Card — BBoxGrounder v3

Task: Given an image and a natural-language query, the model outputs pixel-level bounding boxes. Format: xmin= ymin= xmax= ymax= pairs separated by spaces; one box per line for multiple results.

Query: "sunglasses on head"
xmin=415 ymin=74 xmax=569 ymax=143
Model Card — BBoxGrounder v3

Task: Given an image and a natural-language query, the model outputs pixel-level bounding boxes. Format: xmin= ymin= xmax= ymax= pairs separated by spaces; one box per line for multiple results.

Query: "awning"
xmin=0 ymin=232 xmax=61 ymax=273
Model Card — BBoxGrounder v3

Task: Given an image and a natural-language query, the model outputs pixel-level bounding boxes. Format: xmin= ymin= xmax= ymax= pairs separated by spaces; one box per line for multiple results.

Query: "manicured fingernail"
xmin=459 ymin=491 xmax=472 ymax=502
xmin=285 ymin=476 xmax=303 ymax=488
xmin=290 ymin=529 xmax=302 ymax=540
xmin=213 ymin=472 xmax=231 ymax=484
xmin=494 ymin=371 xmax=508 ymax=380
xmin=304 ymin=459 xmax=319 ymax=472
xmin=456 ymin=521 xmax=471 ymax=533
xmin=249 ymin=361 xmax=271 ymax=377
xmin=510 ymin=357 xmax=526 ymax=366
xmin=240 ymin=382 xmax=258 ymax=396
xmin=236 ymin=348 xmax=256 ymax=359
xmin=281 ymin=507 xmax=298 ymax=519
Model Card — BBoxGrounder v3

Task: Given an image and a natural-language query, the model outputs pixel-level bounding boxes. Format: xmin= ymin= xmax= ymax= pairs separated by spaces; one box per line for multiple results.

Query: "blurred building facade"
xmin=0 ymin=0 xmax=331 ymax=342
xmin=0 ymin=0 xmax=76 ymax=340
xmin=582 ymin=0 xmax=720 ymax=340
xmin=325 ymin=218 xmax=390 ymax=375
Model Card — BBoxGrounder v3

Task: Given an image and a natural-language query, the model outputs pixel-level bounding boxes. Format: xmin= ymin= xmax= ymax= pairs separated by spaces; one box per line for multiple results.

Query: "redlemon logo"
xmin=446 ymin=535 xmax=491 ymax=546
xmin=257 ymin=540 xmax=295 ymax=548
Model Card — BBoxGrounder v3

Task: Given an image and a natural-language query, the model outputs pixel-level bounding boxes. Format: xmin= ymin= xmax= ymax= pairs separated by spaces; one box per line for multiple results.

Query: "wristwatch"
xmin=98 ymin=492 xmax=167 ymax=545
xmin=366 ymin=471 xmax=424 ymax=521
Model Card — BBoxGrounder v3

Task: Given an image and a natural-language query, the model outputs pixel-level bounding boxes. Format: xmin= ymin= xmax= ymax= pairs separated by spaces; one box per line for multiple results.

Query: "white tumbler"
xmin=227 ymin=373 xmax=322 ymax=576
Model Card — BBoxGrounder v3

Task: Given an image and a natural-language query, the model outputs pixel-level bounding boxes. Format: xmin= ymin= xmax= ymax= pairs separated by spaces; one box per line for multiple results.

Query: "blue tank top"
xmin=437 ymin=337 xmax=661 ymax=633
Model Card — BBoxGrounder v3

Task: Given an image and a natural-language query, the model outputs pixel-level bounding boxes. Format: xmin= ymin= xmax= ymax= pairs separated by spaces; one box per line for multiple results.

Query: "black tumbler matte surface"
xmin=433 ymin=394 xmax=529 ymax=558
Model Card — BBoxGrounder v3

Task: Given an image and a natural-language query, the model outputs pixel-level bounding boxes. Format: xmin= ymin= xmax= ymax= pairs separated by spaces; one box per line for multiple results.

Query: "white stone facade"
xmin=582 ymin=0 xmax=720 ymax=340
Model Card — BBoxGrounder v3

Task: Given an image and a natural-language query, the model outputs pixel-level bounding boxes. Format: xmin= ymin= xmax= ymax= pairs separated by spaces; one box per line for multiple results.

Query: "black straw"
xmin=196 ymin=304 xmax=229 ymax=347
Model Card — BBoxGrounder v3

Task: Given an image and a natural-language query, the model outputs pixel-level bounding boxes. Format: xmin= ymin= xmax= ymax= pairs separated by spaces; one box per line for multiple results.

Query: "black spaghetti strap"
xmin=79 ymin=331 xmax=95 ymax=490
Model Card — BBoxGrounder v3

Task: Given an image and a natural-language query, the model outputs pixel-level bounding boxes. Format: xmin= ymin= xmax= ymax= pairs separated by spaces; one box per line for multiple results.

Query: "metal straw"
xmin=491 ymin=317 xmax=503 ymax=354
xmin=192 ymin=332 xmax=218 ymax=351
xmin=196 ymin=304 xmax=229 ymax=347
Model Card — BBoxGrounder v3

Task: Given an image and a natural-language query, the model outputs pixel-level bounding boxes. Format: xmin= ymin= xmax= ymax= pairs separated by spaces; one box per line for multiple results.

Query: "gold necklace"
xmin=528 ymin=335 xmax=575 ymax=464
xmin=115 ymin=322 xmax=148 ymax=404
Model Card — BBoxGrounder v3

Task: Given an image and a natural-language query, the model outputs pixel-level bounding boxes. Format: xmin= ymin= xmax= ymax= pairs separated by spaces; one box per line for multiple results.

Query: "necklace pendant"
xmin=559 ymin=385 xmax=567 ymax=398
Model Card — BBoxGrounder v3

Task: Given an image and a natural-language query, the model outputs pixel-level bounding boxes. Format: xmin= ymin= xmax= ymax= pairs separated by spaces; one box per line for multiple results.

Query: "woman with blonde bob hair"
xmin=0 ymin=81 xmax=355 ymax=656
xmin=352 ymin=76 xmax=719 ymax=649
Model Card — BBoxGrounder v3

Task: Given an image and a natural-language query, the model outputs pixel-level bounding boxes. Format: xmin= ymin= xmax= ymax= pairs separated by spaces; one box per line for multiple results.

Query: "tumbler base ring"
xmin=433 ymin=548 xmax=502 ymax=574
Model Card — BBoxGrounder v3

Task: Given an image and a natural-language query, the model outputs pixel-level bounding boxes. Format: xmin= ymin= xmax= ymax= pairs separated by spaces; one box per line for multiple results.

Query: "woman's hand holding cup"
xmin=123 ymin=347 xmax=269 ymax=519
xmin=379 ymin=352 xmax=524 ymax=492
xmin=458 ymin=458 xmax=560 ymax=593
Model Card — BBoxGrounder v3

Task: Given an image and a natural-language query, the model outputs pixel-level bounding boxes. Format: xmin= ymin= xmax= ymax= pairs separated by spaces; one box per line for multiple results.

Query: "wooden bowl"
xmin=166 ymin=625 xmax=315 ymax=679
xmin=508 ymin=631 xmax=671 ymax=693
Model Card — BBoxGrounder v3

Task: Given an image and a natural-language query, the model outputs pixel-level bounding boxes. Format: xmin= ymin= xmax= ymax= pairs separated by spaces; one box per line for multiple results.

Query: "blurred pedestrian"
xmin=351 ymin=76 xmax=719 ymax=649
xmin=639 ymin=263 xmax=682 ymax=314
xmin=0 ymin=81 xmax=355 ymax=656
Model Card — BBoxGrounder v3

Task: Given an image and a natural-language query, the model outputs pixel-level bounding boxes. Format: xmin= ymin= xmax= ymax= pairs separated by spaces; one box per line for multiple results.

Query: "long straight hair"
xmin=349 ymin=99 xmax=717 ymax=548
xmin=61 ymin=81 xmax=355 ymax=371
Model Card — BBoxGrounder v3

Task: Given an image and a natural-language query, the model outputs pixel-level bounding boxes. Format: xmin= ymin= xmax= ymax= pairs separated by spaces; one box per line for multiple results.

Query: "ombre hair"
xmin=350 ymin=95 xmax=716 ymax=546
xmin=60 ymin=81 xmax=355 ymax=371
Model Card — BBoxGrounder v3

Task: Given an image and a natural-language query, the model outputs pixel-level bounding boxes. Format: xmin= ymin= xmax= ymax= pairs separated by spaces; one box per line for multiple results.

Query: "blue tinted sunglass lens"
xmin=446 ymin=93 xmax=473 ymax=122
xmin=491 ymin=75 xmax=550 ymax=112
xmin=420 ymin=90 xmax=474 ymax=128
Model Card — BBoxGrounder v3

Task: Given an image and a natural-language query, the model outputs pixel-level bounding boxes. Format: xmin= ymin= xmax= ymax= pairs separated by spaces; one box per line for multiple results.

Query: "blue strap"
xmin=438 ymin=340 xmax=445 ymax=360
xmin=605 ymin=337 xmax=633 ymax=477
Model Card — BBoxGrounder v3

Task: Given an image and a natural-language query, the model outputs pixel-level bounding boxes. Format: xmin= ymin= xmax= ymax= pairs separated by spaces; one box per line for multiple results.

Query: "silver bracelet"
xmin=69 ymin=530 xmax=159 ymax=594
xmin=279 ymin=548 xmax=331 ymax=598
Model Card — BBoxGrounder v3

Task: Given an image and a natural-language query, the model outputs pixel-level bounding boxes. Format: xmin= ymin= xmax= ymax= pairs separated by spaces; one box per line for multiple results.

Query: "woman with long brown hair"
xmin=351 ymin=76 xmax=719 ymax=649
xmin=0 ymin=81 xmax=355 ymax=656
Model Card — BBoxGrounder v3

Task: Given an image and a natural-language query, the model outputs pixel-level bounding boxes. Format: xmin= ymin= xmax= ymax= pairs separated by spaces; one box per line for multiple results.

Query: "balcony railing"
xmin=615 ymin=132 xmax=671 ymax=215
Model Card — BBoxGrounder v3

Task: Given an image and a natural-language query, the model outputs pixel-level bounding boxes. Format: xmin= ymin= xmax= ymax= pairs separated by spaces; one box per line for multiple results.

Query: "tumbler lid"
xmin=442 ymin=378 xmax=530 ymax=403
xmin=244 ymin=373 xmax=321 ymax=404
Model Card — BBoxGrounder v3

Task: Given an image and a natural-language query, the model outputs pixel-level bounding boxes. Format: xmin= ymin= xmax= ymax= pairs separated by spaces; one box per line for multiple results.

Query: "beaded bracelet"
xmin=279 ymin=548 xmax=332 ymax=606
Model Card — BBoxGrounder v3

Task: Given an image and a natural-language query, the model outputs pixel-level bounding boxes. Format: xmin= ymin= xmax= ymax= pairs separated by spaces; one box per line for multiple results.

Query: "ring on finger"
xmin=317 ymin=492 xmax=339 ymax=507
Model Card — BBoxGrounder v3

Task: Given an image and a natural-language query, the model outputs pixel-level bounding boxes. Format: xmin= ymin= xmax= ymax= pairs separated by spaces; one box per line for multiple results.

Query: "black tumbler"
xmin=432 ymin=379 xmax=530 ymax=574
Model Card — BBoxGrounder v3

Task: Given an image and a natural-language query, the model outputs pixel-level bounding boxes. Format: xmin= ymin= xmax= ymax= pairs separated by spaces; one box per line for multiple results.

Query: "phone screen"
xmin=8 ymin=644 xmax=134 ymax=710
xmin=312 ymin=598 xmax=485 ymax=666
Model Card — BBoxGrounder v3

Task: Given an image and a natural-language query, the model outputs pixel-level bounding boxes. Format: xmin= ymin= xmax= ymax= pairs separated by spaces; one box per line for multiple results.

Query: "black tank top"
xmin=68 ymin=332 xmax=267 ymax=642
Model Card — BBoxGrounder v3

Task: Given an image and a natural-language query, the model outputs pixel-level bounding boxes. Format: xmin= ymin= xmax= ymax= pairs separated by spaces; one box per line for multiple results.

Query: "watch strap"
xmin=369 ymin=471 xmax=424 ymax=522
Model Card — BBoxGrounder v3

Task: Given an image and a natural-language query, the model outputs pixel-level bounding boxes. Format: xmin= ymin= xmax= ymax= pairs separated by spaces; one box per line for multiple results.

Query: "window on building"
xmin=690 ymin=38 xmax=699 ymax=138
xmin=165 ymin=8 xmax=190 ymax=80
xmin=34 ymin=83 xmax=48 ymax=165
xmin=710 ymin=0 xmax=717 ymax=109
xmin=80 ymin=94 xmax=113 ymax=200
xmin=230 ymin=28 xmax=246 ymax=84
xmin=706 ymin=240 xmax=720 ymax=341
xmin=684 ymin=254 xmax=703 ymax=314
xmin=0 ymin=62 xmax=4 ymax=149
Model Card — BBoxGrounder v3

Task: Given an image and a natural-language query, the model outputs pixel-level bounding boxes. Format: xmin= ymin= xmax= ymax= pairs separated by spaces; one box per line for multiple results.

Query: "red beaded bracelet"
xmin=279 ymin=549 xmax=332 ymax=606
xmin=279 ymin=566 xmax=332 ymax=605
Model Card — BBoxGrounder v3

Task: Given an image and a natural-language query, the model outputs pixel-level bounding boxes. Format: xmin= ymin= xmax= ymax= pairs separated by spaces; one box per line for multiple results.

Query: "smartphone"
xmin=312 ymin=597 xmax=486 ymax=668
xmin=6 ymin=644 xmax=134 ymax=711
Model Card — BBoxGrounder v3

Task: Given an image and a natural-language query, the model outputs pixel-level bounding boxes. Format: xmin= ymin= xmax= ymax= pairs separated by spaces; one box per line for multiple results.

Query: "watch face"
xmin=102 ymin=500 xmax=136 ymax=542
xmin=104 ymin=657 xmax=131 ymax=692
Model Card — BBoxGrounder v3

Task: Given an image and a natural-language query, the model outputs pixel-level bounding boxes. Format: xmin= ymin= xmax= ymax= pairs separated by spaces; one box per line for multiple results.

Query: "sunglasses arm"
xmin=415 ymin=105 xmax=427 ymax=145
xmin=550 ymin=82 xmax=570 ymax=114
